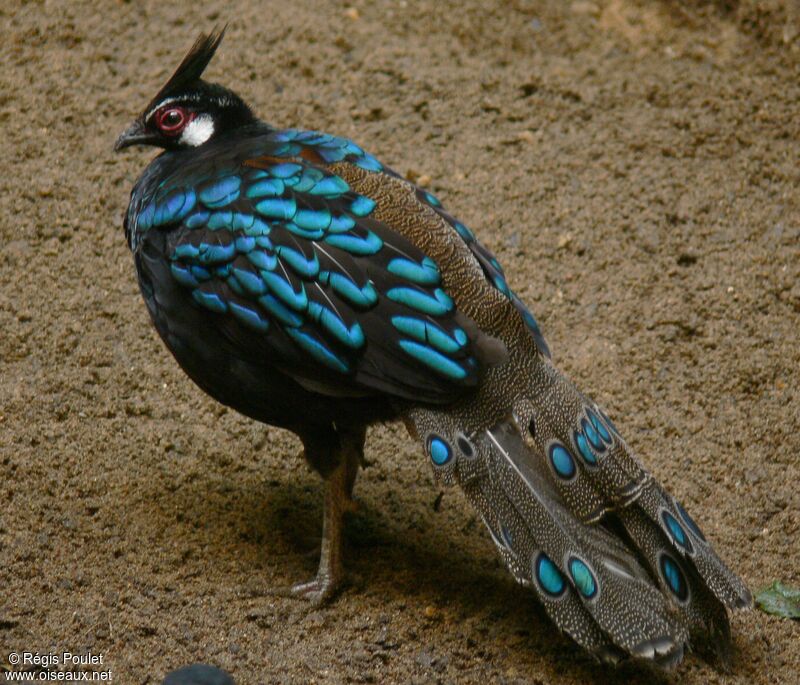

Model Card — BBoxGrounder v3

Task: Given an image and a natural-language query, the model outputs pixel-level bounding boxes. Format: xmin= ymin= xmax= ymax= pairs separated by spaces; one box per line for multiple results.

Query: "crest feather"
xmin=149 ymin=27 xmax=227 ymax=106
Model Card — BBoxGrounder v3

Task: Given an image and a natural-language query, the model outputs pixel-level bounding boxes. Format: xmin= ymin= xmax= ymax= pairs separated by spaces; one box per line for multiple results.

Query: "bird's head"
xmin=114 ymin=28 xmax=255 ymax=152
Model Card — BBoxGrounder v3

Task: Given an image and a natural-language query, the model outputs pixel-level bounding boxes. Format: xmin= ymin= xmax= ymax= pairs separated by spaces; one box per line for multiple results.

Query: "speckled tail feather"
xmin=405 ymin=358 xmax=751 ymax=666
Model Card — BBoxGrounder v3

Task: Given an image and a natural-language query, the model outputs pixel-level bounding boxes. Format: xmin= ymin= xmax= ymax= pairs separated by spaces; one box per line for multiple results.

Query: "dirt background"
xmin=1 ymin=0 xmax=799 ymax=683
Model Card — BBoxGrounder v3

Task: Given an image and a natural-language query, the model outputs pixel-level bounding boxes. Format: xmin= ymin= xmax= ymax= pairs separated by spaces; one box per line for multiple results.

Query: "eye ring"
xmin=154 ymin=106 xmax=191 ymax=135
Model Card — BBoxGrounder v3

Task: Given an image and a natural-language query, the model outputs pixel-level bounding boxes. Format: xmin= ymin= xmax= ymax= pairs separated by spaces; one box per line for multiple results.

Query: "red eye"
xmin=155 ymin=106 xmax=190 ymax=134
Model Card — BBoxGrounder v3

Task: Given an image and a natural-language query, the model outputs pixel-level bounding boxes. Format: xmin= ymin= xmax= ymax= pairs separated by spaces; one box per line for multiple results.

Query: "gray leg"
xmin=290 ymin=426 xmax=365 ymax=605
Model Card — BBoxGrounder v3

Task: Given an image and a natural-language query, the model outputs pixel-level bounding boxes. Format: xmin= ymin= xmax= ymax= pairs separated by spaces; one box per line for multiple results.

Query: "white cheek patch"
xmin=180 ymin=115 xmax=215 ymax=147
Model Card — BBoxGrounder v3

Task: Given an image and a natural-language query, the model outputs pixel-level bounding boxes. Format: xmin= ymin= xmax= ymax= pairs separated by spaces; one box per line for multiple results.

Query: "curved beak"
xmin=114 ymin=119 xmax=158 ymax=151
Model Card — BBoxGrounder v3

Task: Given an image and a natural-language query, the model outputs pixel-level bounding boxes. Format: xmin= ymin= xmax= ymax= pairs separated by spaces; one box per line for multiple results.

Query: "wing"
xmin=420 ymin=192 xmax=551 ymax=359
xmin=132 ymin=129 xmax=502 ymax=403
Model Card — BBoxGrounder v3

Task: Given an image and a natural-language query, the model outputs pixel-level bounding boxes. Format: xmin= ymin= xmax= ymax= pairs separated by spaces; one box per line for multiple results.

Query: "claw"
xmin=269 ymin=573 xmax=344 ymax=606
xmin=289 ymin=575 xmax=343 ymax=606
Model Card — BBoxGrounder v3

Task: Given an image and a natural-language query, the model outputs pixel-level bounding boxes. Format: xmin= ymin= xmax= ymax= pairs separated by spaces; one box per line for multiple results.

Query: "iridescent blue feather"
xmin=127 ymin=125 xmax=544 ymax=398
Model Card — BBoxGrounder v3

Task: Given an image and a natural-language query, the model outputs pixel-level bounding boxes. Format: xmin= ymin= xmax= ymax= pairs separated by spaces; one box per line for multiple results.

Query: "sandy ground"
xmin=1 ymin=1 xmax=799 ymax=683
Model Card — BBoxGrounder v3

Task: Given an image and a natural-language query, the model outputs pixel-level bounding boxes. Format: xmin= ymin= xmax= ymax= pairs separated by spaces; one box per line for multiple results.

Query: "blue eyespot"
xmin=259 ymin=271 xmax=307 ymax=311
xmin=659 ymin=553 xmax=689 ymax=602
xmin=674 ymin=499 xmax=706 ymax=542
xmin=661 ymin=510 xmax=693 ymax=553
xmin=574 ymin=430 xmax=596 ymax=465
xmin=548 ymin=443 xmax=576 ymax=480
xmin=598 ymin=408 xmax=619 ymax=436
xmin=581 ymin=417 xmax=605 ymax=452
xmin=427 ymin=435 xmax=452 ymax=466
xmin=587 ymin=408 xmax=612 ymax=444
xmin=534 ymin=553 xmax=566 ymax=598
xmin=292 ymin=168 xmax=325 ymax=193
xmin=568 ymin=557 xmax=598 ymax=599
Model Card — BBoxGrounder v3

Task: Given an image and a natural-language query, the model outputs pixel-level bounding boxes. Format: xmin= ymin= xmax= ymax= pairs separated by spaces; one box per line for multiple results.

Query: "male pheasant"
xmin=115 ymin=30 xmax=751 ymax=667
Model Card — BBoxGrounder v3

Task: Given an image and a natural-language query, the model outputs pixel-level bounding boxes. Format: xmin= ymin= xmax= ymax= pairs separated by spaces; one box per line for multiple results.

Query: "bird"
xmin=114 ymin=28 xmax=751 ymax=668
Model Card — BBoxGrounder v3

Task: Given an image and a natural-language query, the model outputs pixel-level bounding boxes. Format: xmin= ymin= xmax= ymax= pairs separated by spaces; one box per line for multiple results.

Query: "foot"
xmin=288 ymin=573 xmax=343 ymax=606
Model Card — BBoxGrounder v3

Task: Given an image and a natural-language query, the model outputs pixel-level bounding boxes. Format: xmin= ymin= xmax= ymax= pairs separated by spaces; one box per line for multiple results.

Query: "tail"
xmin=405 ymin=360 xmax=751 ymax=668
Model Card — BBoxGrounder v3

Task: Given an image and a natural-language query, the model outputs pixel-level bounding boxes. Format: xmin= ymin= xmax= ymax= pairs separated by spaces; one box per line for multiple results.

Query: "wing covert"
xmin=135 ymin=132 xmax=488 ymax=403
xmin=411 ymin=188 xmax=551 ymax=359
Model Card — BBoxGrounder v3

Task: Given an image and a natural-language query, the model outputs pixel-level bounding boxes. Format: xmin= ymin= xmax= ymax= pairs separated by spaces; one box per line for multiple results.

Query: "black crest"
xmin=148 ymin=27 xmax=227 ymax=107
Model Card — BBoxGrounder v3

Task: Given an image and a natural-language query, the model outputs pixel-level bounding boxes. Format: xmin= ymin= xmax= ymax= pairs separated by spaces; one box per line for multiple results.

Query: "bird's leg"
xmin=290 ymin=425 xmax=365 ymax=605
xmin=341 ymin=425 xmax=364 ymax=513
xmin=289 ymin=458 xmax=349 ymax=604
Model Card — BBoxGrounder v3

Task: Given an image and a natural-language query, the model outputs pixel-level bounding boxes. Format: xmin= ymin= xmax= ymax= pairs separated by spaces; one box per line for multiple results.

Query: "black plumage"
xmin=115 ymin=29 xmax=750 ymax=666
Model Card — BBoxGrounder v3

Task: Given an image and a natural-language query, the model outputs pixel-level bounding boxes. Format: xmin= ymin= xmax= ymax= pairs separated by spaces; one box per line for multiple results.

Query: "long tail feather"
xmin=405 ymin=356 xmax=750 ymax=667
